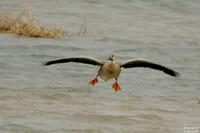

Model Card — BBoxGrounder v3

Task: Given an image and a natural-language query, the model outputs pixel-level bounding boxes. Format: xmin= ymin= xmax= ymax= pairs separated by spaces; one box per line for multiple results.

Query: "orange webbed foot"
xmin=112 ymin=82 xmax=121 ymax=92
xmin=89 ymin=78 xmax=98 ymax=86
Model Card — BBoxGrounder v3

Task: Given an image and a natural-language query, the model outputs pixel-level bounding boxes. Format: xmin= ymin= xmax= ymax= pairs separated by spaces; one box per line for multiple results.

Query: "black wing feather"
xmin=44 ymin=57 xmax=103 ymax=66
xmin=121 ymin=60 xmax=179 ymax=77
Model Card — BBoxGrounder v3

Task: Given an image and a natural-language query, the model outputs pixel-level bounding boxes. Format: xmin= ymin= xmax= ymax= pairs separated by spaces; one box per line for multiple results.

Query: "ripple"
xmin=134 ymin=114 xmax=163 ymax=121
xmin=0 ymin=124 xmax=46 ymax=133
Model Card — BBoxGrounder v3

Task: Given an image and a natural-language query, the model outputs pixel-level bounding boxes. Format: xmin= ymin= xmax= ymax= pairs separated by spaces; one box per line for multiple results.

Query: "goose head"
xmin=108 ymin=54 xmax=116 ymax=62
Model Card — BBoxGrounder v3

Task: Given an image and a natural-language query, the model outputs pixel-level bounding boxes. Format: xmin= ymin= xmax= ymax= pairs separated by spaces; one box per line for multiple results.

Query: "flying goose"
xmin=44 ymin=55 xmax=179 ymax=92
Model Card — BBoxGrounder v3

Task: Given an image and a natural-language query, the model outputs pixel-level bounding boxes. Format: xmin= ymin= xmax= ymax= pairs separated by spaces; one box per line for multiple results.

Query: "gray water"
xmin=0 ymin=0 xmax=200 ymax=133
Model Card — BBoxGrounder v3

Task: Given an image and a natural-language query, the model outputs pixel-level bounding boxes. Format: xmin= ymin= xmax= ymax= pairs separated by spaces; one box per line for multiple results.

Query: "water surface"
xmin=0 ymin=0 xmax=200 ymax=133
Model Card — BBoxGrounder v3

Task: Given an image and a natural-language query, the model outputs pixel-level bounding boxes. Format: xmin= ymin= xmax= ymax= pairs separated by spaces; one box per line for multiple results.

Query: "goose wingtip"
xmin=174 ymin=71 xmax=180 ymax=77
xmin=42 ymin=61 xmax=50 ymax=66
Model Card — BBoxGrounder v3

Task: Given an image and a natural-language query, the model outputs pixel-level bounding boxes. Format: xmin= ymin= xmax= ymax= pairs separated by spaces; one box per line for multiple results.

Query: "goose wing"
xmin=121 ymin=59 xmax=179 ymax=77
xmin=44 ymin=57 xmax=103 ymax=66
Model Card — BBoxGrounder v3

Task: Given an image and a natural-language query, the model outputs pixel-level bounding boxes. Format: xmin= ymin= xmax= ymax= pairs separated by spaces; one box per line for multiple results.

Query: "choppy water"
xmin=0 ymin=0 xmax=200 ymax=133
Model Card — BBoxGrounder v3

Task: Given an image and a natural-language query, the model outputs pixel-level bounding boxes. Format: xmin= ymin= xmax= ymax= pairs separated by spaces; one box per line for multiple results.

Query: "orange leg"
xmin=89 ymin=75 xmax=98 ymax=86
xmin=112 ymin=78 xmax=121 ymax=92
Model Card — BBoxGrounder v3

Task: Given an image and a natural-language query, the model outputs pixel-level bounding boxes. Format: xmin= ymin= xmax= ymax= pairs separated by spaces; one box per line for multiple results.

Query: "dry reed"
xmin=0 ymin=2 xmax=86 ymax=39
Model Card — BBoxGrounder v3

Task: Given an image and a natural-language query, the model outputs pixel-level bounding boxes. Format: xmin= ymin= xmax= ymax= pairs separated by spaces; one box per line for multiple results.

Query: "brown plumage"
xmin=44 ymin=54 xmax=179 ymax=92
